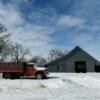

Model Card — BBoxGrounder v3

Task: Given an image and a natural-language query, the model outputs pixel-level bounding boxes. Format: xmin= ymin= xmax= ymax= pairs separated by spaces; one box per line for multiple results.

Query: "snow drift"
xmin=0 ymin=73 xmax=100 ymax=100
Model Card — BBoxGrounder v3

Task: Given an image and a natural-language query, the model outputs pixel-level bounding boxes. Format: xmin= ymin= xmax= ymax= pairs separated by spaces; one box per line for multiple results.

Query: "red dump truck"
xmin=0 ymin=62 xmax=48 ymax=79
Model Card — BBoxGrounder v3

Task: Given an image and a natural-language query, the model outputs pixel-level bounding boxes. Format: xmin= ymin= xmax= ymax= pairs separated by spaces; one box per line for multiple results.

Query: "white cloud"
xmin=0 ymin=3 xmax=23 ymax=26
xmin=10 ymin=23 xmax=55 ymax=57
xmin=0 ymin=2 xmax=56 ymax=57
xmin=72 ymin=33 xmax=95 ymax=44
xmin=0 ymin=0 xmax=100 ymax=60
xmin=11 ymin=24 xmax=55 ymax=47
xmin=57 ymin=15 xmax=86 ymax=27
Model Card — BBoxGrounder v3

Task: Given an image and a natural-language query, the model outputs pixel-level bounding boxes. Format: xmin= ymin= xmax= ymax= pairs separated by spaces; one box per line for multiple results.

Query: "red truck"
xmin=0 ymin=62 xmax=48 ymax=79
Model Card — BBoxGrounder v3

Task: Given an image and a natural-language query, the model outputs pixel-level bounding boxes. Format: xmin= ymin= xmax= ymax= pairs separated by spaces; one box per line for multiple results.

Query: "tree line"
xmin=0 ymin=24 xmax=68 ymax=66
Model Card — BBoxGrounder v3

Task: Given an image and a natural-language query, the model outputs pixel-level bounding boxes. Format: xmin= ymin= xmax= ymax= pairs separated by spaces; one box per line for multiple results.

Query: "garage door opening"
xmin=75 ymin=61 xmax=86 ymax=73
xmin=95 ymin=65 xmax=100 ymax=72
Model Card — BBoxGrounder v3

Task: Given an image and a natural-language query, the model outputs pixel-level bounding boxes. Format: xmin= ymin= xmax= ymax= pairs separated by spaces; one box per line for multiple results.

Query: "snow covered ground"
xmin=0 ymin=73 xmax=100 ymax=100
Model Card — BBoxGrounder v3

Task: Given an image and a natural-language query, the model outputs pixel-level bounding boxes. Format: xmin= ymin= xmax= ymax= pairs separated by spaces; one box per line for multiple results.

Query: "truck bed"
xmin=0 ymin=62 xmax=24 ymax=73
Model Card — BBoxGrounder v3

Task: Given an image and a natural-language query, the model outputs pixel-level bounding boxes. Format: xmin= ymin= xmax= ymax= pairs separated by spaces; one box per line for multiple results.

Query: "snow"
xmin=0 ymin=73 xmax=100 ymax=100
xmin=34 ymin=67 xmax=46 ymax=70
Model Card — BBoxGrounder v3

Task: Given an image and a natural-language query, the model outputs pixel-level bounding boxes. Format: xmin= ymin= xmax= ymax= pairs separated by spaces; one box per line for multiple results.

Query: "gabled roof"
xmin=45 ymin=46 xmax=100 ymax=66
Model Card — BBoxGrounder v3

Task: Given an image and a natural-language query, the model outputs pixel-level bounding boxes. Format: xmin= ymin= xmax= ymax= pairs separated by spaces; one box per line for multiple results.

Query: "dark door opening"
xmin=95 ymin=65 xmax=100 ymax=72
xmin=57 ymin=65 xmax=60 ymax=72
xmin=75 ymin=61 xmax=86 ymax=73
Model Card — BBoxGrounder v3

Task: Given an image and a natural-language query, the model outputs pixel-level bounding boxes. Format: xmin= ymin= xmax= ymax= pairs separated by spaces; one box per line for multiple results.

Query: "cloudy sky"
xmin=0 ymin=0 xmax=100 ymax=60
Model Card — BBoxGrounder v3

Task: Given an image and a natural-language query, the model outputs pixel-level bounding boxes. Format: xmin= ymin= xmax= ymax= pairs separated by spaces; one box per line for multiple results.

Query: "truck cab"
xmin=24 ymin=63 xmax=48 ymax=79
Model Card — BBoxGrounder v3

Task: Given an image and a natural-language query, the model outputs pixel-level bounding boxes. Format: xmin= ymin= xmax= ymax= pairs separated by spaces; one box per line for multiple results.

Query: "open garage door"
xmin=75 ymin=61 xmax=86 ymax=73
xmin=95 ymin=65 xmax=100 ymax=72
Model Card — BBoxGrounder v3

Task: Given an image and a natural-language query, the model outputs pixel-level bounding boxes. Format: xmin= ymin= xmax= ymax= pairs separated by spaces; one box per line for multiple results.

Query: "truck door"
xmin=24 ymin=65 xmax=36 ymax=76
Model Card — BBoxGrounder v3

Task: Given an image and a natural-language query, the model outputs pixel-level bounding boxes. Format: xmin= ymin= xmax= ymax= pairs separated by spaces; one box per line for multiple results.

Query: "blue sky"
xmin=0 ymin=0 xmax=100 ymax=60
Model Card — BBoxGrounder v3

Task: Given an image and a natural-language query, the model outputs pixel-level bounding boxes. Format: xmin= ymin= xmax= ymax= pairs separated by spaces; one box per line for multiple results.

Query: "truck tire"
xmin=43 ymin=75 xmax=47 ymax=79
xmin=35 ymin=73 xmax=43 ymax=79
xmin=10 ymin=73 xmax=19 ymax=79
xmin=4 ymin=73 xmax=11 ymax=79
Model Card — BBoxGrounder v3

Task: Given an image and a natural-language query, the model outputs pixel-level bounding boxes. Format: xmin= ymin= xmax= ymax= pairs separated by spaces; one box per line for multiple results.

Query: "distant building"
xmin=45 ymin=46 xmax=100 ymax=73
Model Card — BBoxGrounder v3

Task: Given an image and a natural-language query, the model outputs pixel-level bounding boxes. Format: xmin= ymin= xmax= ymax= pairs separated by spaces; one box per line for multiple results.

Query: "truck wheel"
xmin=4 ymin=73 xmax=11 ymax=79
xmin=35 ymin=73 xmax=43 ymax=79
xmin=43 ymin=75 xmax=47 ymax=79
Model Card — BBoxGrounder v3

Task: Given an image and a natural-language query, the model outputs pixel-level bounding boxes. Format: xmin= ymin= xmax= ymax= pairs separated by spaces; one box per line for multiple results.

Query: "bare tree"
xmin=37 ymin=57 xmax=46 ymax=66
xmin=29 ymin=56 xmax=46 ymax=66
xmin=29 ymin=56 xmax=39 ymax=63
xmin=0 ymin=24 xmax=11 ymax=61
xmin=0 ymin=24 xmax=7 ymax=33
xmin=10 ymin=43 xmax=30 ymax=62
xmin=48 ymin=49 xmax=68 ymax=62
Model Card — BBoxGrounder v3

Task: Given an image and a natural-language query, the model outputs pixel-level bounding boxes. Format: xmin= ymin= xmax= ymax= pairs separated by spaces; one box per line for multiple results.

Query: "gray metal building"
xmin=45 ymin=46 xmax=100 ymax=73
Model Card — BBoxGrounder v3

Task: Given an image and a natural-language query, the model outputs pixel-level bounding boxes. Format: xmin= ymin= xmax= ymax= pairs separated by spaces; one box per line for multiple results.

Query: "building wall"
xmin=47 ymin=50 xmax=97 ymax=72
xmin=48 ymin=61 xmax=65 ymax=72
xmin=66 ymin=50 xmax=95 ymax=72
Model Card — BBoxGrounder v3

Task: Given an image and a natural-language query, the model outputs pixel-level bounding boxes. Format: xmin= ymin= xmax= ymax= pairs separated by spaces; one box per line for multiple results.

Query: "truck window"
xmin=34 ymin=63 xmax=39 ymax=67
